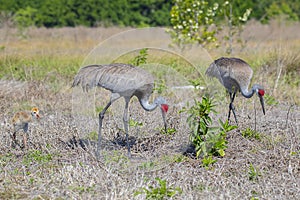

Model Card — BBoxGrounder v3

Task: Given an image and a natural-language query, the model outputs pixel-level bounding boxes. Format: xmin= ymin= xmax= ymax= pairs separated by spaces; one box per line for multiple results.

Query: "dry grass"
xmin=0 ymin=22 xmax=299 ymax=199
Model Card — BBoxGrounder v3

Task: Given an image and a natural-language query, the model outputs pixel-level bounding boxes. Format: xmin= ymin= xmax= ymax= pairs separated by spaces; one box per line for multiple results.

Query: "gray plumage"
xmin=206 ymin=57 xmax=265 ymax=124
xmin=72 ymin=63 xmax=169 ymax=158
xmin=73 ymin=63 xmax=154 ymax=95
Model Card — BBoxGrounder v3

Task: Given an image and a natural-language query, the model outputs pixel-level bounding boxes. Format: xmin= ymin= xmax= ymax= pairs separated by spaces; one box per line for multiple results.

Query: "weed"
xmin=242 ymin=128 xmax=262 ymax=141
xmin=181 ymin=96 xmax=237 ymax=161
xmin=130 ymin=48 xmax=148 ymax=66
xmin=161 ymin=154 xmax=188 ymax=164
xmin=70 ymin=185 xmax=95 ymax=195
xmin=250 ymin=190 xmax=260 ymax=200
xmin=103 ymin=150 xmax=129 ymax=165
xmin=264 ymin=94 xmax=279 ymax=106
xmin=248 ymin=163 xmax=261 ymax=181
xmin=22 ymin=150 xmax=53 ymax=166
xmin=29 ymin=178 xmax=34 ymax=184
xmin=0 ymin=153 xmax=14 ymax=167
xmin=201 ymin=155 xmax=217 ymax=169
xmin=87 ymin=131 xmax=98 ymax=141
xmin=129 ymin=118 xmax=143 ymax=127
xmin=154 ymin=79 xmax=167 ymax=94
xmin=134 ymin=177 xmax=182 ymax=199
xmin=139 ymin=161 xmax=156 ymax=170
xmin=161 ymin=127 xmax=176 ymax=135
xmin=290 ymin=151 xmax=300 ymax=156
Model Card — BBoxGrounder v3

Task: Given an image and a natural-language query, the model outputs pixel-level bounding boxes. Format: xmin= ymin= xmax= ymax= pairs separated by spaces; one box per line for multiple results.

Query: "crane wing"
xmin=206 ymin=57 xmax=253 ymax=92
xmin=72 ymin=64 xmax=154 ymax=93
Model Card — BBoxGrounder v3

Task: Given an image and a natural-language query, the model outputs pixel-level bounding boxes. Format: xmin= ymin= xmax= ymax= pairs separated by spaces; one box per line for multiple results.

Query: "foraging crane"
xmin=72 ymin=63 xmax=169 ymax=157
xmin=11 ymin=107 xmax=40 ymax=148
xmin=205 ymin=57 xmax=265 ymax=124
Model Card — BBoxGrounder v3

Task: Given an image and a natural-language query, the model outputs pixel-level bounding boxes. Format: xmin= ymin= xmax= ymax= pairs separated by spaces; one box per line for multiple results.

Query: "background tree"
xmin=169 ymin=0 xmax=251 ymax=54
xmin=0 ymin=0 xmax=299 ymax=29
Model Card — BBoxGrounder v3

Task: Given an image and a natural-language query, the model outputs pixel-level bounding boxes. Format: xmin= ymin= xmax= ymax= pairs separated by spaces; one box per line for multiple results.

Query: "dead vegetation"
xmin=0 ymin=22 xmax=299 ymax=199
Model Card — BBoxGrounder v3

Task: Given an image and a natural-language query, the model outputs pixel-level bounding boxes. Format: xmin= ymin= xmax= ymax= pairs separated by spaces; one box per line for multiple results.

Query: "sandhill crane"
xmin=72 ymin=63 xmax=169 ymax=157
xmin=11 ymin=107 xmax=40 ymax=148
xmin=206 ymin=57 xmax=265 ymax=124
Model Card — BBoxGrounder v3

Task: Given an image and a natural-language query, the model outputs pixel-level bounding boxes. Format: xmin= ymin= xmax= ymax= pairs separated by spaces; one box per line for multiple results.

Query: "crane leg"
xmin=96 ymin=93 xmax=121 ymax=158
xmin=96 ymin=101 xmax=111 ymax=158
xmin=228 ymin=92 xmax=238 ymax=124
xmin=23 ymin=134 xmax=27 ymax=149
xmin=11 ymin=132 xmax=17 ymax=148
xmin=123 ymin=98 xmax=131 ymax=157
xmin=23 ymin=123 xmax=29 ymax=149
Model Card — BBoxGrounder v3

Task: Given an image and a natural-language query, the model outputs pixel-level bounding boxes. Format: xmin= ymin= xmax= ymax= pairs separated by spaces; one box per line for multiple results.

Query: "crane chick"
xmin=206 ymin=57 xmax=265 ymax=124
xmin=11 ymin=107 xmax=40 ymax=148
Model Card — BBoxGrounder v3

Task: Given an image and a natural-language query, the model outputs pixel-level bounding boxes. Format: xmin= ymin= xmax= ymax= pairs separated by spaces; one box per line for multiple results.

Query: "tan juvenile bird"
xmin=11 ymin=107 xmax=40 ymax=148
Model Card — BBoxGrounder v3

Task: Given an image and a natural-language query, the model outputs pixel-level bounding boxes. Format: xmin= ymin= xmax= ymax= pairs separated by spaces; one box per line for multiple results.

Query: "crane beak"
xmin=160 ymin=104 xmax=168 ymax=132
xmin=259 ymin=95 xmax=265 ymax=115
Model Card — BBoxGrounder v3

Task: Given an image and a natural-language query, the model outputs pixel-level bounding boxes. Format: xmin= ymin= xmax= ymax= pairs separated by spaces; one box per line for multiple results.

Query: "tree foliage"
xmin=170 ymin=0 xmax=252 ymax=49
xmin=0 ymin=0 xmax=172 ymax=27
xmin=0 ymin=0 xmax=299 ymax=28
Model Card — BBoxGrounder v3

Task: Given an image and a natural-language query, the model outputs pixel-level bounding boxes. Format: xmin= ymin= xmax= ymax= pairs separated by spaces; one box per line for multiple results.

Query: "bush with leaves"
xmin=170 ymin=0 xmax=251 ymax=53
xmin=182 ymin=96 xmax=237 ymax=161
xmin=130 ymin=48 xmax=148 ymax=66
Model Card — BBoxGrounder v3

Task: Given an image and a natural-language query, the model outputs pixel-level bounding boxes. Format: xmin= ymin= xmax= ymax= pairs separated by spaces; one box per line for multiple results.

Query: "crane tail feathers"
xmin=72 ymin=65 xmax=106 ymax=91
xmin=205 ymin=62 xmax=220 ymax=78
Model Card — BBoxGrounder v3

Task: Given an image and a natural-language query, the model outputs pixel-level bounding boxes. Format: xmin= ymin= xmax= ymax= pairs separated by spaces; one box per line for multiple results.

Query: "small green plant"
xmin=161 ymin=127 xmax=176 ymax=135
xmin=88 ymin=131 xmax=98 ymax=141
xmin=248 ymin=163 xmax=261 ymax=181
xmin=250 ymin=190 xmax=260 ymax=200
xmin=201 ymin=155 xmax=217 ymax=169
xmin=154 ymin=79 xmax=167 ymax=94
xmin=181 ymin=96 xmax=237 ymax=161
xmin=0 ymin=153 xmax=14 ymax=167
xmin=23 ymin=150 xmax=53 ymax=166
xmin=130 ymin=48 xmax=148 ymax=66
xmin=242 ymin=128 xmax=262 ymax=141
xmin=103 ymin=150 xmax=128 ymax=166
xmin=134 ymin=177 xmax=182 ymax=199
xmin=139 ymin=161 xmax=156 ymax=170
xmin=129 ymin=118 xmax=143 ymax=127
xmin=70 ymin=185 xmax=95 ymax=195
xmin=264 ymin=94 xmax=279 ymax=106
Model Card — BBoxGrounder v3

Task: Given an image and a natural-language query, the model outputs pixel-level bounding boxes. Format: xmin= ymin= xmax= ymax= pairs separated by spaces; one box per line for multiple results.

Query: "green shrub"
xmin=181 ymin=96 xmax=237 ymax=164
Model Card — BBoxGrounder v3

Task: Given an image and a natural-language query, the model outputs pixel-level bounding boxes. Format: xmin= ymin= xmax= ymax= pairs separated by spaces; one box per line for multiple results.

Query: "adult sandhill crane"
xmin=206 ymin=57 xmax=265 ymax=124
xmin=72 ymin=63 xmax=169 ymax=157
xmin=11 ymin=107 xmax=40 ymax=148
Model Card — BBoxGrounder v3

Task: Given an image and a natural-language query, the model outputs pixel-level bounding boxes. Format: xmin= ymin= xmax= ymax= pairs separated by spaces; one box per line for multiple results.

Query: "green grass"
xmin=0 ymin=54 xmax=82 ymax=81
xmin=241 ymin=128 xmax=263 ymax=141
xmin=134 ymin=177 xmax=182 ymax=199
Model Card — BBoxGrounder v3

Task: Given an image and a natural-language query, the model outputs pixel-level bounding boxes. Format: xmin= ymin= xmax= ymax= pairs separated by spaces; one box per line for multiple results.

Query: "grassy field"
xmin=0 ymin=20 xmax=299 ymax=199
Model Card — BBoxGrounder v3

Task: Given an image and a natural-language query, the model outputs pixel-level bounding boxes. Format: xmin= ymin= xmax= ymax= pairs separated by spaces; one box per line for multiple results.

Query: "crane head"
xmin=154 ymin=97 xmax=168 ymax=132
xmin=254 ymin=85 xmax=265 ymax=115
xmin=31 ymin=107 xmax=40 ymax=119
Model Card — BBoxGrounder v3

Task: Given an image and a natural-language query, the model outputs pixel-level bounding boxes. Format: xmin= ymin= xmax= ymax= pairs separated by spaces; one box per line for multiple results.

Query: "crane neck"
xmin=140 ymin=98 xmax=158 ymax=111
xmin=241 ymin=87 xmax=255 ymax=98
